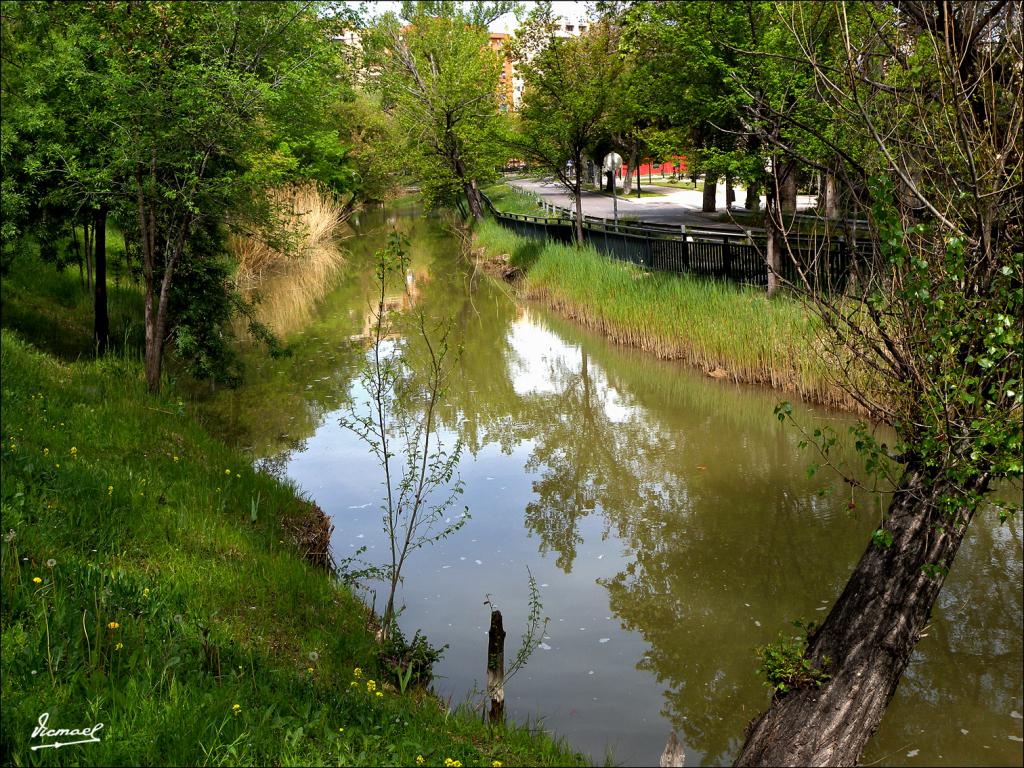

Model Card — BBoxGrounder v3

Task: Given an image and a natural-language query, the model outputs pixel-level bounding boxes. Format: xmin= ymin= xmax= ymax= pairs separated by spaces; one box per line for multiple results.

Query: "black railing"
xmin=480 ymin=192 xmax=861 ymax=292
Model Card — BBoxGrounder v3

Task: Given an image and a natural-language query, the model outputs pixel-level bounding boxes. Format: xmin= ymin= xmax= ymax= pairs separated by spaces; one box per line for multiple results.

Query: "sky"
xmin=350 ymin=1 xmax=592 ymax=33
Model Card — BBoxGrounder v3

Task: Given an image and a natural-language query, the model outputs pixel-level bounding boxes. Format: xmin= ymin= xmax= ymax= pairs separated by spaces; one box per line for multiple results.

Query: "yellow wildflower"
xmin=108 ymin=485 xmax=113 ymax=496
xmin=375 ymin=691 xmax=383 ymax=698
xmin=307 ymin=667 xmax=314 ymax=674
xmin=173 ymin=455 xmax=179 ymax=463
xmin=70 ymin=447 xmax=77 ymax=456
xmin=492 ymin=762 xmax=503 ymax=767
xmin=416 ymin=757 xmax=424 ymax=766
xmin=353 ymin=667 xmax=362 ymax=678
xmin=338 ymin=727 xmax=345 ymax=733
xmin=32 ymin=577 xmax=42 ymax=584
xmin=43 ymin=448 xmax=49 ymax=456
xmin=349 ymin=681 xmax=359 ymax=688
xmin=232 ymin=703 xmax=241 ymax=716
xmin=366 ymin=679 xmax=376 ymax=693
xmin=108 ymin=621 xmax=119 ymax=630
xmin=143 ymin=588 xmax=150 ymax=598
xmin=225 ymin=468 xmax=231 ymax=475
xmin=114 ymin=642 xmax=124 ymax=651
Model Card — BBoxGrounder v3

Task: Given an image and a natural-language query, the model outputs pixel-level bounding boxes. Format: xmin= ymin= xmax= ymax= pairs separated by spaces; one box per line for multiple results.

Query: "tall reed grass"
xmin=231 ymin=183 xmax=349 ymax=337
xmin=473 ymin=221 xmax=858 ymax=410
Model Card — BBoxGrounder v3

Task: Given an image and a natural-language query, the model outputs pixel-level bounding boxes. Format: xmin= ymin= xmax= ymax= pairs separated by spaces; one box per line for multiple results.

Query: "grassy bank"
xmin=0 ymin=266 xmax=586 ymax=766
xmin=473 ymin=218 xmax=852 ymax=410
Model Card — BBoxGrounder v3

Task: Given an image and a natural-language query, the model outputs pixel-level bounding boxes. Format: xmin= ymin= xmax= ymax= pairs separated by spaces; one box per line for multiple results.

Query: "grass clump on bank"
xmin=473 ymin=218 xmax=852 ymax=410
xmin=0 ymin=331 xmax=585 ymax=765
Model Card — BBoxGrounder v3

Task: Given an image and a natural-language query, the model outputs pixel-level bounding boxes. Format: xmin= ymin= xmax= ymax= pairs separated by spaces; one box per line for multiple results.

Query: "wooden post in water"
xmin=487 ymin=609 xmax=506 ymax=724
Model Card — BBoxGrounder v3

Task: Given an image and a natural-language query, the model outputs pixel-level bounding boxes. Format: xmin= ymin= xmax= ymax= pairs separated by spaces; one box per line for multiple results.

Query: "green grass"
xmin=480 ymin=185 xmax=546 ymax=217
xmin=472 ymin=222 xmax=853 ymax=410
xmin=0 ymin=262 xmax=587 ymax=766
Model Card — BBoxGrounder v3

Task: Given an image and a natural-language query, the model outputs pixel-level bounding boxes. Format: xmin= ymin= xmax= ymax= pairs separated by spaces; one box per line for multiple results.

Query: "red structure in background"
xmin=617 ymin=155 xmax=688 ymax=179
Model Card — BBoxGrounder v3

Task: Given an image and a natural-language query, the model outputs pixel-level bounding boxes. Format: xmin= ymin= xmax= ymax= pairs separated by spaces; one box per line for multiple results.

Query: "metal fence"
xmin=481 ymin=193 xmax=860 ymax=292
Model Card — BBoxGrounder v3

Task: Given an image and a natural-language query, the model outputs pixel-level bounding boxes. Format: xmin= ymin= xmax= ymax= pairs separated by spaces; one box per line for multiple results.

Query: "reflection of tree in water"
xmin=504 ymin=322 xmax=887 ymax=763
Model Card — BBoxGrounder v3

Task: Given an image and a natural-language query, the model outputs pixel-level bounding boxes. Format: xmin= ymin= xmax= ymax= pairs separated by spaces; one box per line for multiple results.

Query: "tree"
xmin=730 ymin=3 xmax=1022 ymax=764
xmin=510 ymin=10 xmax=623 ymax=244
xmin=367 ymin=3 xmax=509 ymax=219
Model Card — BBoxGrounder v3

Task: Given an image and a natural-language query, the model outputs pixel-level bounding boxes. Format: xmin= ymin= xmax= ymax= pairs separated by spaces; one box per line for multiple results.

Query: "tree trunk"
xmin=83 ymin=221 xmax=94 ymax=294
xmin=573 ymin=161 xmax=584 ymax=246
xmin=726 ymin=173 xmax=736 ymax=208
xmin=93 ymin=206 xmax=109 ymax=356
xmin=745 ymin=180 xmax=760 ymax=211
xmin=702 ymin=174 xmax=719 ymax=212
xmin=824 ymin=173 xmax=840 ymax=220
xmin=623 ymin=142 xmax=637 ymax=195
xmin=736 ymin=465 xmax=987 ymax=766
xmin=779 ymin=162 xmax=798 ymax=213
xmin=765 ymin=172 xmax=782 ymax=296
xmin=464 ymin=179 xmax=483 ymax=220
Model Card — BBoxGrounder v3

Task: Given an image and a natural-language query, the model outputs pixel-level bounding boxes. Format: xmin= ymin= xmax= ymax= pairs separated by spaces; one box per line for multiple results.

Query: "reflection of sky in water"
xmin=509 ymin=310 xmax=636 ymax=424
xmin=244 ymin=208 xmax=1022 ymax=767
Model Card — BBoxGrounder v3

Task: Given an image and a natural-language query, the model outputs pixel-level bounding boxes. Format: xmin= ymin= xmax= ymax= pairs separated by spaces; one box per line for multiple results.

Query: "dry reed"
xmin=231 ymin=183 xmax=349 ymax=337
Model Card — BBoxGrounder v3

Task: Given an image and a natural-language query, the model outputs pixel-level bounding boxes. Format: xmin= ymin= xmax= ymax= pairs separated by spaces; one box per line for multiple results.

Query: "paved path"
xmin=508 ymin=178 xmax=818 ymax=230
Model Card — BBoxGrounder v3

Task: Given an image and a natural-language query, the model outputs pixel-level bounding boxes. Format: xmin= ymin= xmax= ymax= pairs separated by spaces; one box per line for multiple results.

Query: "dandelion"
xmin=70 ymin=447 xmax=78 ymax=457
xmin=108 ymin=621 xmax=119 ymax=630
xmin=444 ymin=760 xmax=463 ymax=768
xmin=375 ymin=691 xmax=383 ymax=698
xmin=308 ymin=651 xmax=320 ymax=662
xmin=366 ymin=679 xmax=377 ymax=693
xmin=43 ymin=448 xmax=49 ymax=456
xmin=114 ymin=642 xmax=124 ymax=651
xmin=416 ymin=757 xmax=424 ymax=766
xmin=32 ymin=577 xmax=42 ymax=584
xmin=338 ymin=727 xmax=345 ymax=734
xmin=225 ymin=468 xmax=231 ymax=475
xmin=353 ymin=667 xmax=362 ymax=678
xmin=492 ymin=762 xmax=503 ymax=767
xmin=46 ymin=559 xmax=56 ymax=568
xmin=307 ymin=667 xmax=314 ymax=674
xmin=108 ymin=486 xmax=113 ymax=496
xmin=173 ymin=456 xmax=180 ymax=463
xmin=232 ymin=704 xmax=241 ymax=716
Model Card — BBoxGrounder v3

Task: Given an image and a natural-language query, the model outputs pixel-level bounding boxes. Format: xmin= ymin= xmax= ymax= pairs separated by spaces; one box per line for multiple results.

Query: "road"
xmin=507 ymin=177 xmax=819 ymax=230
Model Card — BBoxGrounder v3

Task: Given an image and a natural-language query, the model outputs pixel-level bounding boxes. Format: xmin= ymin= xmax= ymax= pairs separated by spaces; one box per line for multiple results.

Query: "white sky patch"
xmin=348 ymin=1 xmax=592 ymax=34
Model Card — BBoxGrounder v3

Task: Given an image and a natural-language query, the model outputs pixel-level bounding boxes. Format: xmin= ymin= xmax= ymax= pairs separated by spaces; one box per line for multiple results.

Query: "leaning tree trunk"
xmin=464 ymin=179 xmax=483 ymax=221
xmin=736 ymin=465 xmax=987 ymax=766
xmin=702 ymin=174 xmax=719 ymax=212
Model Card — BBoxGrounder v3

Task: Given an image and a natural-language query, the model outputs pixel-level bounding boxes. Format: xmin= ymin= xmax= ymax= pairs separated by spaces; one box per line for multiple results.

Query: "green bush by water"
xmin=0 ymin=272 xmax=586 ymax=768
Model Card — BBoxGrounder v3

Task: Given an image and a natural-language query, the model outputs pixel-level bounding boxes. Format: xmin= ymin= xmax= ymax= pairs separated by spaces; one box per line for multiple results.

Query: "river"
xmin=193 ymin=202 xmax=1023 ymax=767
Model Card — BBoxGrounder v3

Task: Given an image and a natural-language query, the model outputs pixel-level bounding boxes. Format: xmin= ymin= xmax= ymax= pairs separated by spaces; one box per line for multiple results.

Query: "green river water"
xmin=193 ymin=202 xmax=1023 ymax=767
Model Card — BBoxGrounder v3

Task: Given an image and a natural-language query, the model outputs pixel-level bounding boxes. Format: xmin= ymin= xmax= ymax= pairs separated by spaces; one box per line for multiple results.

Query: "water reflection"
xmin=192 ymin=203 xmax=1023 ymax=767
